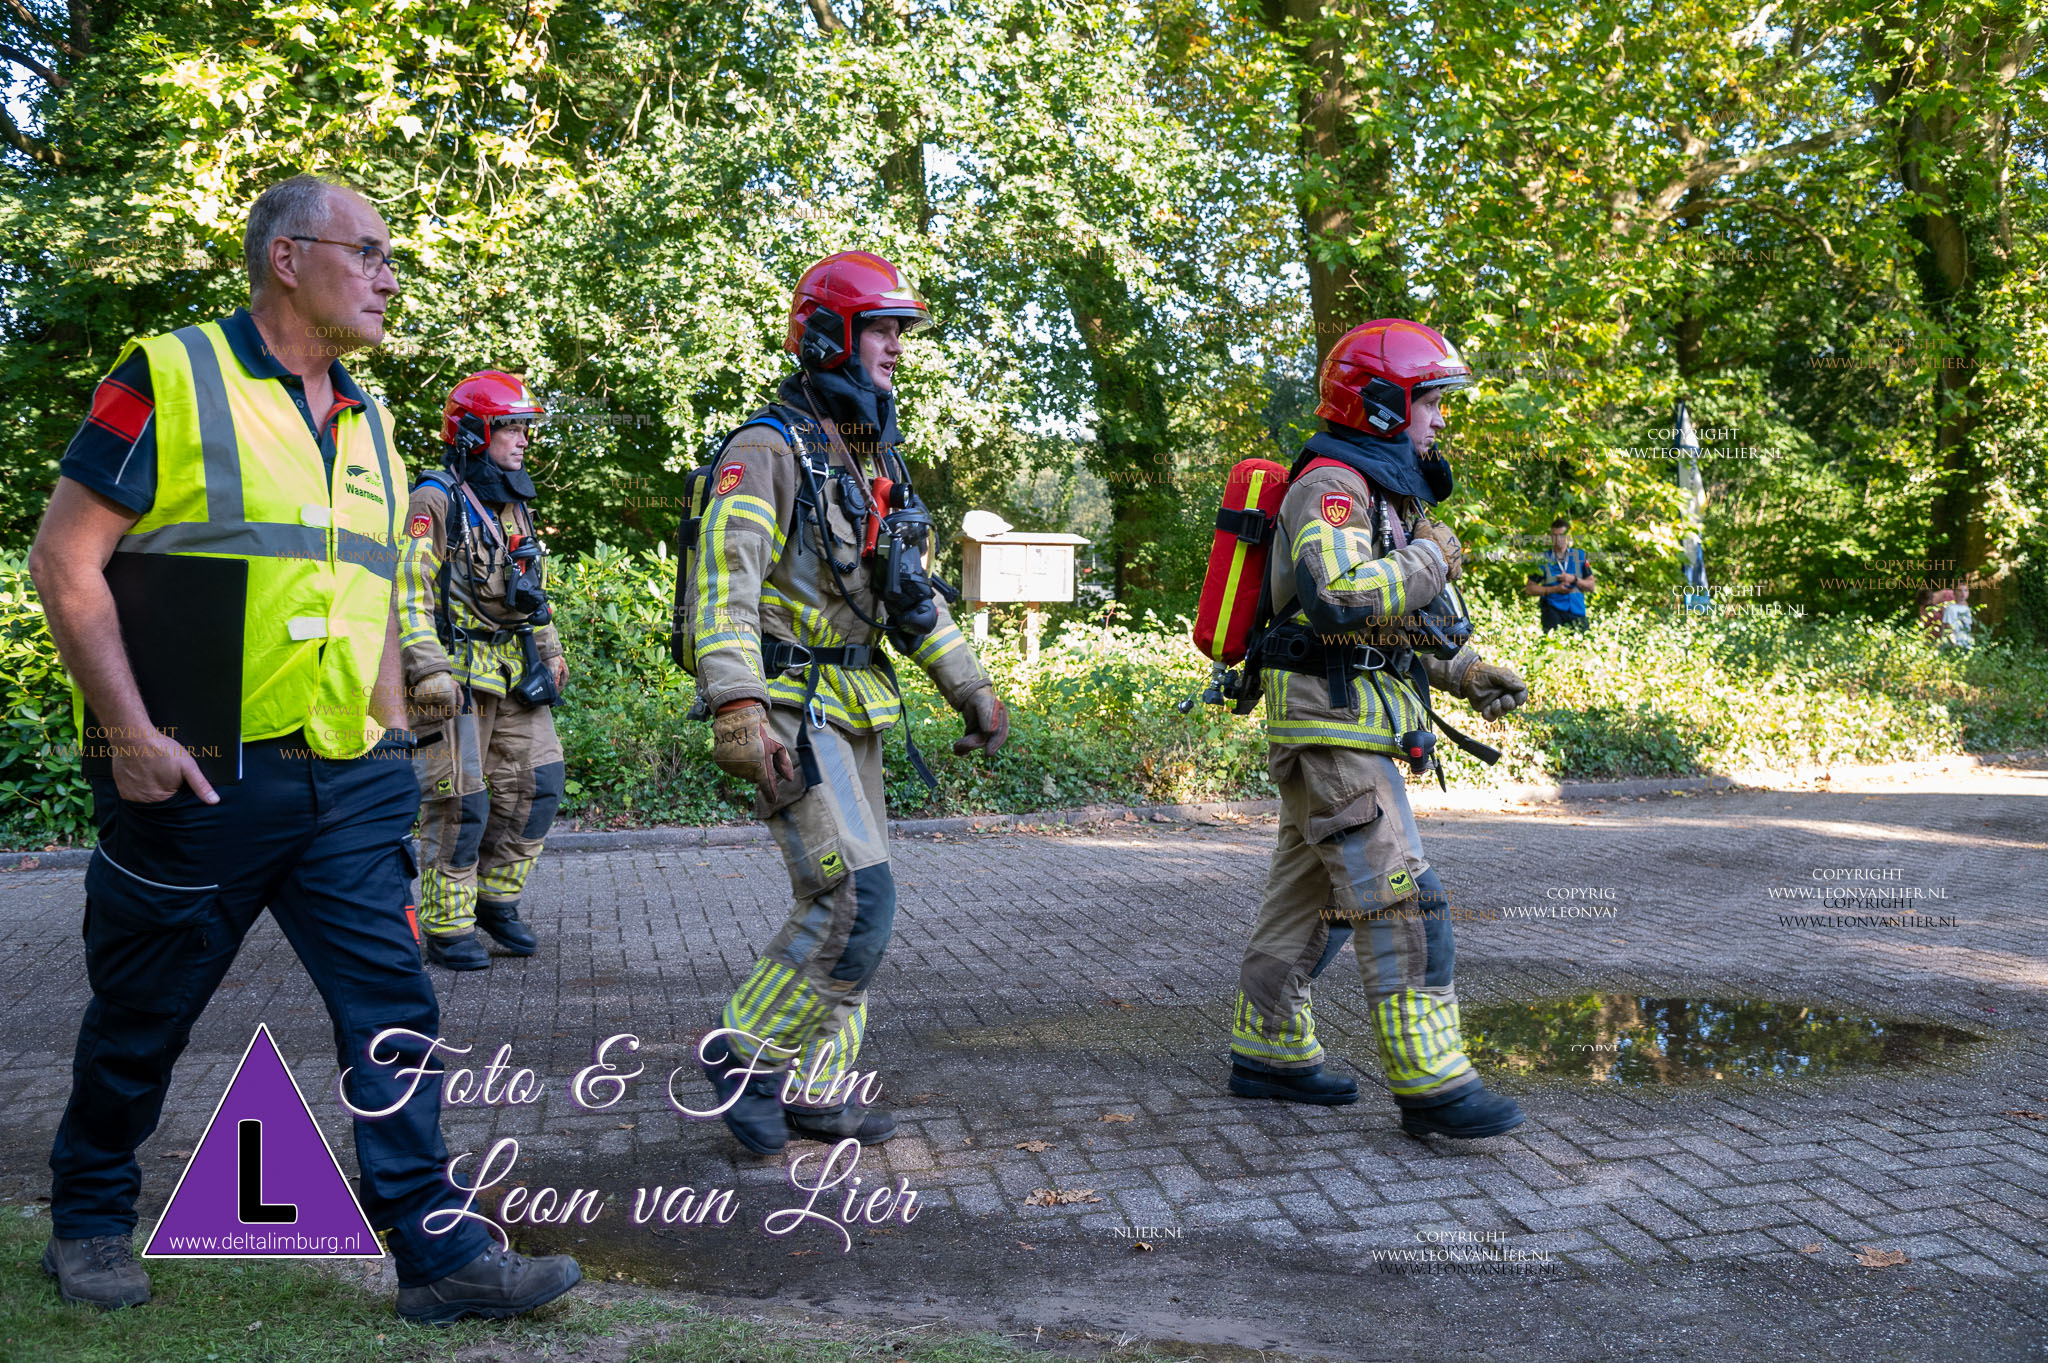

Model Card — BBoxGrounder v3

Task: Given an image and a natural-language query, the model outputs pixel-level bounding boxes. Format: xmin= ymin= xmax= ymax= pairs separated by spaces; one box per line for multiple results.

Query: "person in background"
xmin=1524 ymin=516 xmax=1593 ymax=632
xmin=1940 ymin=580 xmax=1976 ymax=650
xmin=398 ymin=372 xmax=569 ymax=971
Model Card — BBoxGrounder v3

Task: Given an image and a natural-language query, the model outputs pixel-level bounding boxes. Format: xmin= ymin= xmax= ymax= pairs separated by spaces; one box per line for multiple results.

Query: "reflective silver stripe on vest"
xmin=360 ymin=394 xmax=397 ymax=521
xmin=115 ymin=521 xmax=399 ymax=582
xmin=115 ymin=521 xmax=326 ymax=560
xmin=337 ymin=528 xmax=398 ymax=581
xmin=170 ymin=326 xmax=243 ymax=525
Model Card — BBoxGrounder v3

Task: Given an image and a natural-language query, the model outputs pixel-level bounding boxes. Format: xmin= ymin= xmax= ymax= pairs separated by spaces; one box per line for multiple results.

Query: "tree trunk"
xmin=867 ymin=0 xmax=929 ymax=232
xmin=1066 ymin=254 xmax=1173 ymax=597
xmin=1870 ymin=6 xmax=2031 ymax=620
xmin=1258 ymin=0 xmax=1411 ymax=366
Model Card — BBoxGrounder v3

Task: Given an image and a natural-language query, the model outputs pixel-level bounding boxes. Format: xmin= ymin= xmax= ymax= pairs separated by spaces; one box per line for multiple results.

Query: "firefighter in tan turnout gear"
xmin=399 ymin=371 xmax=568 ymax=971
xmin=1228 ymin=320 xmax=1531 ymax=1139
xmin=675 ymin=251 xmax=1008 ymax=1154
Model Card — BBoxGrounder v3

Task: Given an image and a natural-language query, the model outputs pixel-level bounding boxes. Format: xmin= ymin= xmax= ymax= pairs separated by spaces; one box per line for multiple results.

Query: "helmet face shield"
xmin=859 ymin=305 xmax=932 ymax=336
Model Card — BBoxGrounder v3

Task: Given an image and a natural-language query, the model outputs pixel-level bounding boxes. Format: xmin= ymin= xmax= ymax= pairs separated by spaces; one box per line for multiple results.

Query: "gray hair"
xmin=243 ymin=175 xmax=343 ymax=297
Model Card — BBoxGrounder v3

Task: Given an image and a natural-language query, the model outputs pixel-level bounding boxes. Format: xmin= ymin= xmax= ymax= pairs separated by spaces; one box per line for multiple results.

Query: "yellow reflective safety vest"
xmin=103 ymin=318 xmax=404 ymax=759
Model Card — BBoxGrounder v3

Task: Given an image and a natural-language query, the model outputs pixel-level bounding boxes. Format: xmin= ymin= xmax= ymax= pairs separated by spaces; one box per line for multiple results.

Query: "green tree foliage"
xmin=3 ymin=0 xmax=2043 ymax=631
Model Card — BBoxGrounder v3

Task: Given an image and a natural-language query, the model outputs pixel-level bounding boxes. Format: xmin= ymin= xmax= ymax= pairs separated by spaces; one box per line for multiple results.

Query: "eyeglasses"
xmin=289 ymin=236 xmax=404 ymax=280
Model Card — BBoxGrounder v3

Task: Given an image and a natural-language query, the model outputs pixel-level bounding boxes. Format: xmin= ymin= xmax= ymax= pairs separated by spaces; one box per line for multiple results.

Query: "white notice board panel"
xmin=959 ymin=531 xmax=1088 ymax=604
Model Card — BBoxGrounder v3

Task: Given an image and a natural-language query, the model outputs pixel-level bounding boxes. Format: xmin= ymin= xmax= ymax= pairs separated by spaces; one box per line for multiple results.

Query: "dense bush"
xmin=3 ymin=546 xmax=2044 ymax=848
xmin=0 ymin=556 xmax=93 ymax=848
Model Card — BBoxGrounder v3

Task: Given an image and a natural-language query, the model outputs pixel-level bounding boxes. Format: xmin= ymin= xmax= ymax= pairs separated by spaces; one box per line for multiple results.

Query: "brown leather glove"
xmin=952 ymin=688 xmax=1010 ymax=759
xmin=1413 ymin=518 xmax=1464 ymax=583
xmin=1463 ymin=660 xmax=1528 ymax=721
xmin=712 ymin=700 xmax=796 ymax=800
xmin=408 ymin=671 xmax=462 ymax=727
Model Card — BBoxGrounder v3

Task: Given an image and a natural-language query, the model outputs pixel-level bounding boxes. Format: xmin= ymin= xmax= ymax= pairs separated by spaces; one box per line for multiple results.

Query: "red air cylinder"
xmin=1193 ymin=459 xmax=1290 ymax=664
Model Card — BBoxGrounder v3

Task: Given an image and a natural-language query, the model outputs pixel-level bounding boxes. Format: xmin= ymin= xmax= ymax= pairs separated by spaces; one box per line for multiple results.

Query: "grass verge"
xmin=0 ymin=1206 xmax=1188 ymax=1363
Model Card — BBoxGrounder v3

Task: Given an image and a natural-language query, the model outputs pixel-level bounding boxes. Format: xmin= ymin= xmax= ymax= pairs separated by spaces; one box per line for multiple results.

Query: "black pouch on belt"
xmin=509 ymin=628 xmax=561 ymax=709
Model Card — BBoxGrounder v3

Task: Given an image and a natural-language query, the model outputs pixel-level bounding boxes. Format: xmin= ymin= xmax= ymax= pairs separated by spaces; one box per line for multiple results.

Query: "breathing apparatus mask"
xmin=503 ymin=537 xmax=548 ymax=618
xmin=825 ymin=464 xmax=948 ymax=642
xmin=1413 ymin=579 xmax=1474 ymax=659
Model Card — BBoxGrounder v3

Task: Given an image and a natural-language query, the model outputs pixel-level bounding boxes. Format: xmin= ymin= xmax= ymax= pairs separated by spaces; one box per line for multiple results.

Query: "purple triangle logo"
xmin=144 ymin=1024 xmax=381 ymax=1258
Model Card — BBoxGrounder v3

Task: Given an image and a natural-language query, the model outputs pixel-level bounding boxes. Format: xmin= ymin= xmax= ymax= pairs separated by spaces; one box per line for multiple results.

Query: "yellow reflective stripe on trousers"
xmin=1372 ymin=989 xmax=1474 ymax=1097
xmin=790 ymin=1002 xmax=867 ymax=1104
xmin=722 ymin=959 xmax=826 ymax=1065
xmin=1229 ymin=989 xmax=1322 ymax=1065
xmin=478 ymin=861 xmax=535 ymax=901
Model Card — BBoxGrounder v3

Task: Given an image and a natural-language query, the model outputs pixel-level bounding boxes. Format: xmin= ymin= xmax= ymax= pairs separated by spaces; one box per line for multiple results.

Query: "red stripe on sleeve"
xmin=85 ymin=378 xmax=153 ymax=445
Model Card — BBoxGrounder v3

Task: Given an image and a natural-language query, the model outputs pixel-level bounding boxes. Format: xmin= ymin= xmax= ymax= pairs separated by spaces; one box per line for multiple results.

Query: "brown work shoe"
xmin=394 ymin=1245 xmax=581 ymax=1323
xmin=42 ymin=1235 xmax=151 ymax=1310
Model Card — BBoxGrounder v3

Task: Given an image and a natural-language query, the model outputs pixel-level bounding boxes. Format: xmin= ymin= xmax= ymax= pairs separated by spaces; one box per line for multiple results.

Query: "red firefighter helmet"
xmin=442 ymin=370 xmax=546 ymax=454
xmin=1316 ymin=320 xmax=1471 ymax=437
xmin=784 ymin=250 xmax=932 ymax=370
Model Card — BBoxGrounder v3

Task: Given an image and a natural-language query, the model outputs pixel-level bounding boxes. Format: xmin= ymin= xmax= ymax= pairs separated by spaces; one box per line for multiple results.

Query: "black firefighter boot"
xmin=424 ymin=931 xmax=491 ymax=971
xmin=1228 ymin=1055 xmax=1360 ymax=1106
xmin=698 ymin=1033 xmax=789 ymax=1155
xmin=1399 ymin=1081 xmax=1525 ymax=1140
xmin=475 ymin=900 xmax=539 ymax=956
xmin=785 ymin=1100 xmax=898 ymax=1145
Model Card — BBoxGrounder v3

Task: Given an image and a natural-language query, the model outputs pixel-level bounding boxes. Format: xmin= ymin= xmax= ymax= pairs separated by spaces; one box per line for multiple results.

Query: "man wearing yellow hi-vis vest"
xmin=28 ymin=175 xmax=580 ymax=1321
xmin=1220 ymin=320 xmax=1531 ymax=1140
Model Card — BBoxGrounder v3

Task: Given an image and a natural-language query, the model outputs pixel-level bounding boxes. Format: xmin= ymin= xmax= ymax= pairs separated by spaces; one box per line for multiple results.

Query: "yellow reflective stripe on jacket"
xmin=760 ymin=586 xmax=902 ymax=730
xmin=394 ymin=491 xmax=528 ymax=694
xmin=1291 ymin=519 xmax=1408 ymax=617
xmin=106 ymin=320 xmax=401 ymax=759
xmin=906 ymin=617 xmax=969 ymax=671
xmin=687 ymin=492 xmax=781 ymax=685
xmin=1262 ymin=670 xmax=1427 ymax=753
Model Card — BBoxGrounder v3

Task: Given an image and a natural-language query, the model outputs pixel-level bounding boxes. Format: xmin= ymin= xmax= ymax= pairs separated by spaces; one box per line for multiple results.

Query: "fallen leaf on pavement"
xmin=788 ymin=1250 xmax=817 ymax=1257
xmin=1133 ymin=1241 xmax=1154 ymax=1252
xmin=1017 ymin=1242 xmax=1036 ymax=1251
xmin=1015 ymin=1139 xmax=1055 ymax=1152
xmin=1024 ymin=1187 xmax=1101 ymax=1206
xmin=1099 ymin=1113 xmax=1134 ymax=1123
xmin=1800 ymin=1244 xmax=1823 ymax=1254
xmin=1855 ymin=1246 xmax=1908 ymax=1268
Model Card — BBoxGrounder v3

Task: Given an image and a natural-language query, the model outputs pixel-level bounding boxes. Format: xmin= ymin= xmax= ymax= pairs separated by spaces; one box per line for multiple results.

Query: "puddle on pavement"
xmin=1461 ymin=995 xmax=1984 ymax=1085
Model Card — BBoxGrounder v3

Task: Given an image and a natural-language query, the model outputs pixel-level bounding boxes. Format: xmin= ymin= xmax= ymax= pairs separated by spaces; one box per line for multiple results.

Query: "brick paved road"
xmin=2 ymin=761 xmax=2045 ymax=1361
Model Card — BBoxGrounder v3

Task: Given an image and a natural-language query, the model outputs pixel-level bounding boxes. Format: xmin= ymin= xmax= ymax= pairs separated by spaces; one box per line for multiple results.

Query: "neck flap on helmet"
xmin=454 ymin=452 xmax=536 ymax=506
xmin=786 ymin=312 xmax=901 ymax=462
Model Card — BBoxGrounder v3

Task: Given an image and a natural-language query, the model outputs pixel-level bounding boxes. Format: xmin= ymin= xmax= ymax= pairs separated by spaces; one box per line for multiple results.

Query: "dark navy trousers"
xmin=49 ymin=733 xmax=490 ymax=1286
